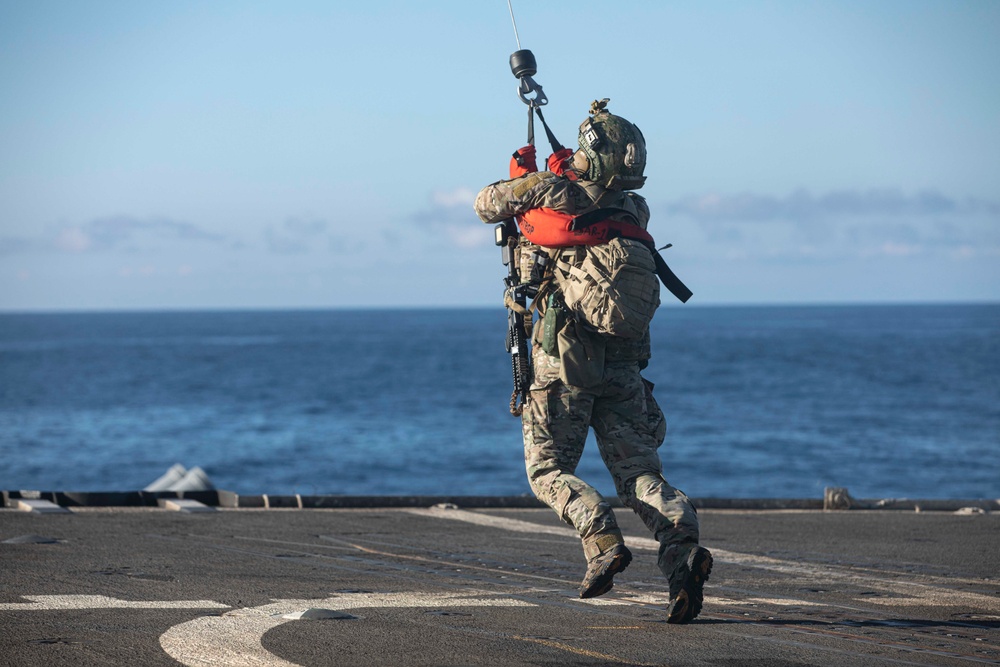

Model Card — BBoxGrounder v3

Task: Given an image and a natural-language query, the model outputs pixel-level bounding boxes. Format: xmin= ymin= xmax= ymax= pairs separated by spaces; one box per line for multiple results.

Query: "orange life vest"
xmin=508 ymin=147 xmax=654 ymax=248
xmin=517 ymin=208 xmax=654 ymax=248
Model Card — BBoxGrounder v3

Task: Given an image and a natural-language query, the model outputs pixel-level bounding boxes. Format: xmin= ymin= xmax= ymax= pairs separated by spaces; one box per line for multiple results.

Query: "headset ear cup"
xmin=624 ymin=139 xmax=646 ymax=169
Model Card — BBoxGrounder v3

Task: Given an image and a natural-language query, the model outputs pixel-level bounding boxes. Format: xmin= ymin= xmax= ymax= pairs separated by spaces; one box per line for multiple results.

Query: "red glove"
xmin=509 ymin=145 xmax=537 ymax=178
xmin=547 ymin=148 xmax=577 ymax=179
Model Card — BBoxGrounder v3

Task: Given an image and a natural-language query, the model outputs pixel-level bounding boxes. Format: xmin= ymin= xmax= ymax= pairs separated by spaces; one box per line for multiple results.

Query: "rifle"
xmin=493 ymin=7 xmax=559 ymax=417
xmin=495 ymin=218 xmax=532 ymax=416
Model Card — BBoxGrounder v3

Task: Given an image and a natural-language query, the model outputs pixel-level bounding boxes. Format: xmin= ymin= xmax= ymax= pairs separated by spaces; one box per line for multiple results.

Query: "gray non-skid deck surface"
xmin=1 ymin=506 xmax=998 ymax=666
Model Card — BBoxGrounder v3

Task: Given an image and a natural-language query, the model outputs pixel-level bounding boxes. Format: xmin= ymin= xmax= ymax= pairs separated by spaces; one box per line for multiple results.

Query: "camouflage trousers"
xmin=522 ymin=346 xmax=700 ymax=575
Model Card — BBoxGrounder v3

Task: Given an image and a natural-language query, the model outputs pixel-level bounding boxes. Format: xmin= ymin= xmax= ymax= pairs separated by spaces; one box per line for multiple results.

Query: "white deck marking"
xmin=407 ymin=507 xmax=1000 ymax=611
xmin=0 ymin=595 xmax=229 ymax=610
xmin=401 ymin=506 xmax=664 ymax=553
xmin=159 ymin=591 xmax=536 ymax=667
xmin=14 ymin=499 xmax=71 ymax=513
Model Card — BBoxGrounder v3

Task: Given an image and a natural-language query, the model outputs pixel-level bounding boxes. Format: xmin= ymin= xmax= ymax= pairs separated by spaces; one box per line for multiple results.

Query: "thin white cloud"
xmin=55 ymin=227 xmax=92 ymax=252
xmin=0 ymin=237 xmax=38 ymax=255
xmin=665 ymin=188 xmax=998 ymax=223
xmin=264 ymin=216 xmax=329 ymax=254
xmin=432 ymin=188 xmax=476 ymax=208
xmin=665 ymin=188 xmax=1000 ymax=262
xmin=411 ymin=188 xmax=491 ymax=248
xmin=0 ymin=216 xmax=227 ymax=256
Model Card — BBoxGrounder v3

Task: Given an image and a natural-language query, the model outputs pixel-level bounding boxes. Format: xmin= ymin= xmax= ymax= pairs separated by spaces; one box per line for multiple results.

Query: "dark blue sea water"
xmin=1 ymin=305 xmax=997 ymax=500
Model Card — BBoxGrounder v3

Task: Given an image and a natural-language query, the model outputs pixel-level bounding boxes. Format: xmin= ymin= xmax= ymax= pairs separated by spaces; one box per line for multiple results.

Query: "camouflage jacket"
xmin=473 ymin=171 xmax=650 ymax=229
xmin=474 ymin=171 xmax=652 ymax=363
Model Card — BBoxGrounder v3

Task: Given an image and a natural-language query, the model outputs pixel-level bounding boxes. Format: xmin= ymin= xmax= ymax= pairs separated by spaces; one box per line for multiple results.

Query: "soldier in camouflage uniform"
xmin=474 ymin=100 xmax=712 ymax=623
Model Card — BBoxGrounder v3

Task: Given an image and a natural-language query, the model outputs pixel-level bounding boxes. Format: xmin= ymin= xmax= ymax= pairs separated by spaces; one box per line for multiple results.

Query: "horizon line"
xmin=1 ymin=299 xmax=998 ymax=317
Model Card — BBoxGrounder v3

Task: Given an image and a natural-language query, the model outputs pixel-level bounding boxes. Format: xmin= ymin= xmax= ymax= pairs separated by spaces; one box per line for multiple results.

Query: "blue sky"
xmin=1 ymin=0 xmax=998 ymax=310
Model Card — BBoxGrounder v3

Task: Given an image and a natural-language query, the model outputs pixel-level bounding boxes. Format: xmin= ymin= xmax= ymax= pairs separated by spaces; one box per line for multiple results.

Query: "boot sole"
xmin=579 ymin=547 xmax=633 ymax=599
xmin=666 ymin=546 xmax=713 ymax=624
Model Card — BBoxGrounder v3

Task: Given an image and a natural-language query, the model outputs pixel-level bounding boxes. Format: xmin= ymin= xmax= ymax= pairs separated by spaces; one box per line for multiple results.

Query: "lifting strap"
xmin=533 ymin=107 xmax=564 ymax=154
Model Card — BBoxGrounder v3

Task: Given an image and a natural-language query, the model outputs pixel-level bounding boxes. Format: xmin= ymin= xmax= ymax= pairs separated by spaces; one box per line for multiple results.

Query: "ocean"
xmin=1 ymin=304 xmax=997 ymax=500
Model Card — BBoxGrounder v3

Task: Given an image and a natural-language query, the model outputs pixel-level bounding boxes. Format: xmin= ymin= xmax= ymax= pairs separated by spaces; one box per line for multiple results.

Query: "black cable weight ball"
xmin=509 ymin=49 xmax=537 ymax=78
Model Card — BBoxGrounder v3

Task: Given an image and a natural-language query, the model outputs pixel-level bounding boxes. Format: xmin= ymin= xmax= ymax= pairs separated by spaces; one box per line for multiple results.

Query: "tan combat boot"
xmin=579 ymin=539 xmax=632 ymax=599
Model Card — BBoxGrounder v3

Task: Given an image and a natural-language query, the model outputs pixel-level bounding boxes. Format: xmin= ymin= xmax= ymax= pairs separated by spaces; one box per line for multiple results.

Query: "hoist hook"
xmin=507 ymin=2 xmax=547 ymax=109
xmin=517 ymin=76 xmax=548 ymax=107
xmin=506 ymin=2 xmax=552 ymax=145
xmin=510 ymin=49 xmax=547 ymax=107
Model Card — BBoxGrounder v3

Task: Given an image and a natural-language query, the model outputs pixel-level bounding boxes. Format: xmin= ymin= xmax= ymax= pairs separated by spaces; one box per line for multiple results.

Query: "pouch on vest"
xmin=541 ymin=295 xmax=565 ymax=356
xmin=553 ymin=237 xmax=660 ymax=339
xmin=557 ymin=319 xmax=606 ymax=388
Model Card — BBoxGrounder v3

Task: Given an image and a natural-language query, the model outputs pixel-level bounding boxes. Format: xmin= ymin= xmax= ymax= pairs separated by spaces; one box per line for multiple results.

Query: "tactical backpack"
xmin=550 ymin=237 xmax=661 ymax=339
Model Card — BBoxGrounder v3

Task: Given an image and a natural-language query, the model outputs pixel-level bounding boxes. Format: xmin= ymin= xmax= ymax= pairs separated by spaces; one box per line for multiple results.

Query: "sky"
xmin=1 ymin=0 xmax=998 ymax=311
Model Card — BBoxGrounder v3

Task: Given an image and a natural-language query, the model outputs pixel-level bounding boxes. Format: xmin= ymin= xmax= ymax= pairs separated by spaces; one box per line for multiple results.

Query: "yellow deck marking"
xmin=513 ymin=634 xmax=661 ymax=666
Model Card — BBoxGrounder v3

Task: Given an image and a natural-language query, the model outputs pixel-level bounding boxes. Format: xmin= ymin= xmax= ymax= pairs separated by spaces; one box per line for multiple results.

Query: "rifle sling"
xmin=650 ymin=251 xmax=693 ymax=304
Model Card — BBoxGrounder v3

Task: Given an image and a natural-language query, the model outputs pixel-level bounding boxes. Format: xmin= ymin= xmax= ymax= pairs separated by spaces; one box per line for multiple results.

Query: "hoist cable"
xmin=504 ymin=1 xmax=561 ymax=152
xmin=507 ymin=0 xmax=522 ymax=50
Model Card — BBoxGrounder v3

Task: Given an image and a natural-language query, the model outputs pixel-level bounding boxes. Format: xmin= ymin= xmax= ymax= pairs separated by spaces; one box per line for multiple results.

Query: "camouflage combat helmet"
xmin=577 ymin=98 xmax=647 ymax=190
